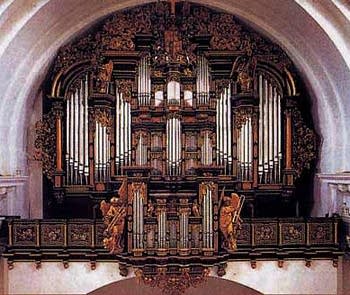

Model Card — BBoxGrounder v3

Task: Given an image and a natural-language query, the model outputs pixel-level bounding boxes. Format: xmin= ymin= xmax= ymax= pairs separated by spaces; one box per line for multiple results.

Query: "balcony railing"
xmin=1 ymin=217 xmax=342 ymax=265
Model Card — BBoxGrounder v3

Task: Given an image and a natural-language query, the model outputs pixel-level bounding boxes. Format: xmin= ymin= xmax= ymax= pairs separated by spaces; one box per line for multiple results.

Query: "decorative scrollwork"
xmin=233 ymin=108 xmax=254 ymax=129
xmin=100 ymin=179 xmax=128 ymax=254
xmin=135 ymin=267 xmax=210 ymax=295
xmin=93 ymin=108 xmax=112 ymax=129
xmin=34 ymin=112 xmax=56 ymax=180
xmin=52 ymin=2 xmax=293 ymax=85
xmin=292 ymin=108 xmax=317 ymax=178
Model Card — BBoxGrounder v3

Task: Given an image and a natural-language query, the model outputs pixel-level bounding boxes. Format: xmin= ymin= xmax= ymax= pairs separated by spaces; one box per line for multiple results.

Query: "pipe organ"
xmin=196 ymin=56 xmax=210 ymax=105
xmin=258 ymin=74 xmax=282 ymax=184
xmin=216 ymin=86 xmax=232 ymax=174
xmin=138 ymin=56 xmax=151 ymax=106
xmin=65 ymin=74 xmax=90 ymax=185
xmin=166 ymin=116 xmax=182 ymax=175
xmin=115 ymin=91 xmax=131 ymax=174
xmin=40 ymin=1 xmax=317 ymax=266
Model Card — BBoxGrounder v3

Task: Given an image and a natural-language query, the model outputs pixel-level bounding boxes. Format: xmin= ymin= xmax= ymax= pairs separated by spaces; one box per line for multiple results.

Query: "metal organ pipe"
xmin=84 ymin=76 xmax=89 ymax=179
xmin=138 ymin=56 xmax=151 ymax=106
xmin=216 ymin=86 xmax=232 ymax=173
xmin=258 ymin=75 xmax=263 ymax=181
xmin=278 ymin=93 xmax=282 ymax=180
xmin=66 ymin=96 xmax=70 ymax=182
xmin=263 ymin=79 xmax=269 ymax=180
xmin=197 ymin=56 xmax=210 ymax=105
xmin=115 ymin=91 xmax=131 ymax=174
xmin=258 ymin=75 xmax=282 ymax=183
xmin=65 ymin=76 xmax=90 ymax=185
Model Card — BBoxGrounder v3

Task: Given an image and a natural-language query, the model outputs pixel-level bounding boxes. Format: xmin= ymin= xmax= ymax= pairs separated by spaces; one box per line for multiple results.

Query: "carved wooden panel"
xmin=13 ymin=224 xmax=37 ymax=246
xmin=280 ymin=223 xmax=305 ymax=245
xmin=67 ymin=223 xmax=92 ymax=247
xmin=95 ymin=222 xmax=105 ymax=247
xmin=253 ymin=223 xmax=278 ymax=246
xmin=41 ymin=223 xmax=65 ymax=246
xmin=309 ymin=222 xmax=334 ymax=245
xmin=237 ymin=223 xmax=251 ymax=245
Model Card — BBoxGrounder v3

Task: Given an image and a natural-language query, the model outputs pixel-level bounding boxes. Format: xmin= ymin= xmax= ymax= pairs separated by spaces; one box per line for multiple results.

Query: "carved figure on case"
xmin=219 ymin=188 xmax=245 ymax=251
xmin=100 ymin=179 xmax=127 ymax=253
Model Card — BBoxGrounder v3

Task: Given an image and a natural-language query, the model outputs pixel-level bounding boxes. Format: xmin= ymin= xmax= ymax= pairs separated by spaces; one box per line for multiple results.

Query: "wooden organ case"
xmin=36 ymin=1 xmax=317 ymax=271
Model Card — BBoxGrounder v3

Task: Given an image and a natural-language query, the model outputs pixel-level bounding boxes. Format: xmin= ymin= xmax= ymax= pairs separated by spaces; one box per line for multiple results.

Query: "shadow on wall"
xmin=87 ymin=277 xmax=263 ymax=295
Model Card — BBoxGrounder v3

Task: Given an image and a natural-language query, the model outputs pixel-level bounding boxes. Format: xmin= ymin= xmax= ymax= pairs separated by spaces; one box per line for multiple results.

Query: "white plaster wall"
xmin=223 ymin=260 xmax=339 ymax=295
xmin=4 ymin=260 xmax=131 ymax=295
xmin=0 ymin=0 xmax=349 ymax=216
xmin=2 ymin=259 xmax=340 ymax=295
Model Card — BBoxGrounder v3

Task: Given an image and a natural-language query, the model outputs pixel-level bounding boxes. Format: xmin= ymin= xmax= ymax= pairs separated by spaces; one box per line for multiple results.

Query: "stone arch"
xmin=1 ymin=0 xmax=349 ymax=217
xmin=87 ymin=277 xmax=263 ymax=295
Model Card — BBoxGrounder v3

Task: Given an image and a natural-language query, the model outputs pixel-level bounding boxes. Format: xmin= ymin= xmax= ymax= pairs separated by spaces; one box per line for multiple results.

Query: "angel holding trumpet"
xmin=219 ymin=187 xmax=245 ymax=251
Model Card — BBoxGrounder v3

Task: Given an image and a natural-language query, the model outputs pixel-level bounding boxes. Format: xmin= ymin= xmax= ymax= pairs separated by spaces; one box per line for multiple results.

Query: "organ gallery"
xmin=4 ymin=2 xmax=342 ymax=293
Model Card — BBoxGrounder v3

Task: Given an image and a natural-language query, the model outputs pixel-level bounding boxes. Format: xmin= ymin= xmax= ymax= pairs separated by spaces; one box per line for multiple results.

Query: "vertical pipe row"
xmin=137 ymin=56 xmax=151 ymax=106
xmin=66 ymin=76 xmax=89 ymax=185
xmin=66 ymin=97 xmax=70 ymax=182
xmin=258 ymin=74 xmax=263 ymax=182
xmin=258 ymin=76 xmax=282 ymax=183
xmin=227 ymin=86 xmax=232 ymax=173
xmin=69 ymin=93 xmax=74 ymax=183
xmin=84 ymin=76 xmax=89 ymax=180
xmin=133 ymin=191 xmax=136 ymax=248
xmin=158 ymin=210 xmax=166 ymax=249
xmin=166 ymin=117 xmax=181 ymax=175
xmin=115 ymin=91 xmax=131 ymax=174
xmin=209 ymin=188 xmax=213 ymax=249
xmin=202 ymin=187 xmax=207 ymax=248
xmin=196 ymin=56 xmax=210 ymax=105
xmin=277 ymin=94 xmax=282 ymax=181
xmin=216 ymin=86 xmax=232 ymax=173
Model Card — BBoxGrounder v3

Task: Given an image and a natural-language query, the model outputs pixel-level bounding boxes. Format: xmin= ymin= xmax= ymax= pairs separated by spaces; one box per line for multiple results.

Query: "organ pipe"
xmin=115 ymin=91 xmax=131 ymax=174
xmin=132 ymin=184 xmax=145 ymax=250
xmin=65 ymin=74 xmax=90 ymax=185
xmin=94 ymin=121 xmax=111 ymax=182
xmin=201 ymin=183 xmax=213 ymax=250
xmin=197 ymin=56 xmax=210 ymax=105
xmin=216 ymin=86 xmax=232 ymax=173
xmin=258 ymin=74 xmax=282 ymax=183
xmin=166 ymin=117 xmax=181 ymax=175
xmin=138 ymin=56 xmax=151 ymax=106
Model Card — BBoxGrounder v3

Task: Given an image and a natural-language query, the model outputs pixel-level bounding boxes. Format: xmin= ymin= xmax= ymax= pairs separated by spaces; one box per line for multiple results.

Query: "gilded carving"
xmin=135 ymin=267 xmax=209 ymax=295
xmin=292 ymin=108 xmax=317 ymax=179
xmin=192 ymin=199 xmax=200 ymax=217
xmin=117 ymin=79 xmax=134 ymax=101
xmin=93 ymin=108 xmax=112 ymax=129
xmin=146 ymin=199 xmax=155 ymax=217
xmin=52 ymin=2 xmax=293 ymax=84
xmin=100 ymin=179 xmax=128 ymax=254
xmin=96 ymin=60 xmax=113 ymax=93
xmin=233 ymin=108 xmax=254 ymax=129
xmin=34 ymin=112 xmax=56 ymax=180
xmin=219 ymin=189 xmax=245 ymax=251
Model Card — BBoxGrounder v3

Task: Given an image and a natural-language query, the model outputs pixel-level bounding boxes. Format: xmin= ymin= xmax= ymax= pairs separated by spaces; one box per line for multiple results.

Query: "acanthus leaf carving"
xmin=292 ymin=108 xmax=317 ymax=179
xmin=34 ymin=111 xmax=56 ymax=180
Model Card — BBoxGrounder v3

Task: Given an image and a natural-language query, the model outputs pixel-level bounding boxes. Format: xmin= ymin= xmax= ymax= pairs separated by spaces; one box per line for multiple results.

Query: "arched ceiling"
xmin=0 ymin=0 xmax=349 ymax=175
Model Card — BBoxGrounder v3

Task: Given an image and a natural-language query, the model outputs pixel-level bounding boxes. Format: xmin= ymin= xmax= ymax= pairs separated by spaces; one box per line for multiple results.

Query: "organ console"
xmin=36 ymin=1 xmax=317 ymax=265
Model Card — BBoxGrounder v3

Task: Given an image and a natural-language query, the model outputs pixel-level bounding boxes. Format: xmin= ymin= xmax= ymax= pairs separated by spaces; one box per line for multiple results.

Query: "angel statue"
xmin=100 ymin=179 xmax=127 ymax=254
xmin=219 ymin=188 xmax=245 ymax=251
